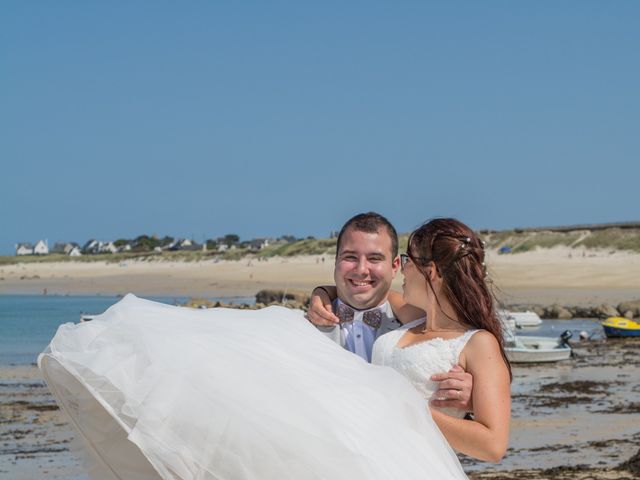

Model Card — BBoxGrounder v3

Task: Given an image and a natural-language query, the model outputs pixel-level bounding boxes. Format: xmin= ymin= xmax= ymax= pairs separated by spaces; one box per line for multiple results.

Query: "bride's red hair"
xmin=408 ymin=218 xmax=512 ymax=380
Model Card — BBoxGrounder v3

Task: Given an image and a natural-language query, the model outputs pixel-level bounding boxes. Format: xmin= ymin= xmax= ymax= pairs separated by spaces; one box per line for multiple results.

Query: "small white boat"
xmin=498 ymin=309 xmax=542 ymax=328
xmin=500 ymin=316 xmax=572 ymax=363
xmin=505 ymin=335 xmax=572 ymax=363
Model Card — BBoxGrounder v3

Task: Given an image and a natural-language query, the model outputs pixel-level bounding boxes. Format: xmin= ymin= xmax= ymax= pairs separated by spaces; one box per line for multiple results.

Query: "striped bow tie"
xmin=336 ymin=303 xmax=383 ymax=329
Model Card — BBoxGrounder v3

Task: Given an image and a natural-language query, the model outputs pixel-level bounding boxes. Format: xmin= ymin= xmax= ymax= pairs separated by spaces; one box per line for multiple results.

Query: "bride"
xmin=39 ymin=218 xmax=510 ymax=480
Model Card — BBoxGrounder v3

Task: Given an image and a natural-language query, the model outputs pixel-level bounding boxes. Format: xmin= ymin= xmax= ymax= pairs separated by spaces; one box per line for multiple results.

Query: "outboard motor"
xmin=559 ymin=330 xmax=573 ymax=356
xmin=559 ymin=330 xmax=573 ymax=347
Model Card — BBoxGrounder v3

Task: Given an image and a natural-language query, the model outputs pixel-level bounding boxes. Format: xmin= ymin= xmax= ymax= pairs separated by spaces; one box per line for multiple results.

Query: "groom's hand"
xmin=430 ymin=365 xmax=474 ymax=412
xmin=306 ymin=287 xmax=339 ymax=326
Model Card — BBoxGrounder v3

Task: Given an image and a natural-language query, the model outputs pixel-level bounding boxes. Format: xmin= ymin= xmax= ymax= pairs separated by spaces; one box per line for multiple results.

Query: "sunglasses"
xmin=400 ymin=253 xmax=432 ymax=269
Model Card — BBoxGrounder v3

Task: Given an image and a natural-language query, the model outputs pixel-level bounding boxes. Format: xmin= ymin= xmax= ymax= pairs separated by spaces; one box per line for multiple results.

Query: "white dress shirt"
xmin=334 ymin=299 xmax=395 ymax=362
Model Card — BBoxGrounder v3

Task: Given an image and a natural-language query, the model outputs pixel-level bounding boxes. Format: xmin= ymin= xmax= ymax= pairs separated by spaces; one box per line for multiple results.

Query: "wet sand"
xmin=0 ymin=365 xmax=85 ymax=479
xmin=1 ymin=337 xmax=639 ymax=479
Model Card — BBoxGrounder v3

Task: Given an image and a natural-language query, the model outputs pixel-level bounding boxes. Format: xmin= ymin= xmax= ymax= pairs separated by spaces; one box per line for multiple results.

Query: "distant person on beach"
xmin=306 ymin=212 xmax=473 ymax=409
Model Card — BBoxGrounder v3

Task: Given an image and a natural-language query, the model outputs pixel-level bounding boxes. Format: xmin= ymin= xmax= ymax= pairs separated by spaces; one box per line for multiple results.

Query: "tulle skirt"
xmin=39 ymin=294 xmax=467 ymax=480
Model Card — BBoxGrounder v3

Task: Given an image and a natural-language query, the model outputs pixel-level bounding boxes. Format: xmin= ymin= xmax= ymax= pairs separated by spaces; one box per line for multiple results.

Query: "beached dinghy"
xmin=504 ymin=330 xmax=572 ymax=363
xmin=602 ymin=317 xmax=640 ymax=338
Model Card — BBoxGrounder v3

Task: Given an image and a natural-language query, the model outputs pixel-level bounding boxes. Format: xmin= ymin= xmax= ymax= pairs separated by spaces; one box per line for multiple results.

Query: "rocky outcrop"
xmin=506 ymin=300 xmax=640 ymax=319
xmin=255 ymin=289 xmax=310 ymax=307
xmin=618 ymin=300 xmax=640 ymax=317
xmin=545 ymin=304 xmax=573 ymax=319
xmin=593 ymin=303 xmax=620 ymax=319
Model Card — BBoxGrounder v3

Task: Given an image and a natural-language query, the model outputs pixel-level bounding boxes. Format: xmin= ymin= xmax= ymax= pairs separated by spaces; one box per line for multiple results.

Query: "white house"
xmin=52 ymin=242 xmax=80 ymax=255
xmin=168 ymin=238 xmax=199 ymax=251
xmin=99 ymin=242 xmax=118 ymax=254
xmin=82 ymin=239 xmax=100 ymax=254
xmin=249 ymin=238 xmax=274 ymax=251
xmin=33 ymin=240 xmax=49 ymax=255
xmin=82 ymin=239 xmax=118 ymax=254
xmin=15 ymin=243 xmax=34 ymax=255
xmin=69 ymin=246 xmax=82 ymax=257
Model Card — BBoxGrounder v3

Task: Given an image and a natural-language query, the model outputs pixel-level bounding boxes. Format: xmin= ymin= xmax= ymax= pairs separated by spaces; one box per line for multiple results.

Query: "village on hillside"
xmin=13 ymin=234 xmax=306 ymax=257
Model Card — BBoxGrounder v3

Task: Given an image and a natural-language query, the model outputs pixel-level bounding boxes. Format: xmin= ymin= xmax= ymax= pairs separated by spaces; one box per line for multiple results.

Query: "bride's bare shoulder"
xmin=461 ymin=331 xmax=504 ymax=369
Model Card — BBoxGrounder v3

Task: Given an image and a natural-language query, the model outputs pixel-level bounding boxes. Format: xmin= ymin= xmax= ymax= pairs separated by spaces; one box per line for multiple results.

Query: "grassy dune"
xmin=482 ymin=227 xmax=640 ymax=253
xmin=2 ymin=225 xmax=639 ymax=266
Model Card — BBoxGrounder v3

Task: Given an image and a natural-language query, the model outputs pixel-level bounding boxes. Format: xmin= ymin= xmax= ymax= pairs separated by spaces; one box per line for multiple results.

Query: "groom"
xmin=307 ymin=212 xmax=473 ymax=410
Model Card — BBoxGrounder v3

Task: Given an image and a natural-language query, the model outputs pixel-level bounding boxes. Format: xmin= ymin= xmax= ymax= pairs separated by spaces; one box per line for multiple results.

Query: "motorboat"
xmin=505 ymin=333 xmax=573 ymax=363
xmin=498 ymin=309 xmax=542 ymax=328
xmin=501 ymin=317 xmax=572 ymax=363
xmin=602 ymin=317 xmax=640 ymax=338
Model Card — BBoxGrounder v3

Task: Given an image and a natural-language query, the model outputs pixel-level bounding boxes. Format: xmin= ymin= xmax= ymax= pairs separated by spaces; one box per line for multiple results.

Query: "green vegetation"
xmin=480 ymin=227 xmax=640 ymax=254
xmin=482 ymin=231 xmax=585 ymax=253
xmin=258 ymin=238 xmax=337 ymax=257
xmin=579 ymin=228 xmax=640 ymax=252
xmin=4 ymin=226 xmax=640 ymax=266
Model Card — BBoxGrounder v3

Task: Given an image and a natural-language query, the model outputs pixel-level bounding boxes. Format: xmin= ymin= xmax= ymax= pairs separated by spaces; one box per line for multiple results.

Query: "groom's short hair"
xmin=336 ymin=212 xmax=398 ymax=259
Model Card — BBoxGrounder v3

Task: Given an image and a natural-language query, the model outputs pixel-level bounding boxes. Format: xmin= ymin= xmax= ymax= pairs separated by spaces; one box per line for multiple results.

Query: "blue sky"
xmin=2 ymin=2 xmax=639 ymax=254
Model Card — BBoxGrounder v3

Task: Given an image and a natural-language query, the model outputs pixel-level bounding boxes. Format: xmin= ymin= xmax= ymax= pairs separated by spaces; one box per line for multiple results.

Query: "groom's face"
xmin=334 ymin=227 xmax=400 ymax=310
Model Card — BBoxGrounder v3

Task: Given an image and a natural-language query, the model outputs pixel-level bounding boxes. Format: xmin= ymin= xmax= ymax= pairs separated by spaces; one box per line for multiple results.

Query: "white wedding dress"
xmin=39 ymin=294 xmax=468 ymax=480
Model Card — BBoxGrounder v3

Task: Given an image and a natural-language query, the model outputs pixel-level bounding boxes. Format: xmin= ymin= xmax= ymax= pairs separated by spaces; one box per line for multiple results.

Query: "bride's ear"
xmin=428 ymin=262 xmax=442 ymax=282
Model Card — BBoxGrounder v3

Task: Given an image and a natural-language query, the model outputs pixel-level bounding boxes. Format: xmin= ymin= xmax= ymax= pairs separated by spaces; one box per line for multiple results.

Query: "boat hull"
xmin=603 ymin=326 xmax=640 ymax=337
xmin=506 ymin=348 xmax=571 ymax=363
xmin=505 ymin=336 xmax=571 ymax=363
xmin=602 ymin=317 xmax=640 ymax=338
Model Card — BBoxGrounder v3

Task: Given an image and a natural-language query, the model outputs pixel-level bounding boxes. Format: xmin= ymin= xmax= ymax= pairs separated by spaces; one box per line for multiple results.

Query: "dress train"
xmin=39 ymin=294 xmax=467 ymax=480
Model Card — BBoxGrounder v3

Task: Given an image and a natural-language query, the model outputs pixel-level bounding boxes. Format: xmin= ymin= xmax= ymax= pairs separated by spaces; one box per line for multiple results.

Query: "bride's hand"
xmin=305 ymin=287 xmax=339 ymax=326
xmin=429 ymin=365 xmax=473 ymax=412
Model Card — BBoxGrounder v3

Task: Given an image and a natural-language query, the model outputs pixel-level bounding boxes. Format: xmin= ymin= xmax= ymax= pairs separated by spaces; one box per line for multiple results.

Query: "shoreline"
xmin=1 ymin=248 xmax=639 ymax=307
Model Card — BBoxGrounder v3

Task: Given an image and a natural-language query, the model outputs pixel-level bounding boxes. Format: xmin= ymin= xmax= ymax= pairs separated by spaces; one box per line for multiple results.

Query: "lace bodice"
xmin=371 ymin=319 xmax=479 ymax=419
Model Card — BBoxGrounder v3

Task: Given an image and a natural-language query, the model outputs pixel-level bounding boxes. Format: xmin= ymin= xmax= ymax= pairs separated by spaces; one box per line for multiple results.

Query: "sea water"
xmin=1 ymin=294 xmax=604 ymax=366
xmin=0 ymin=294 xmax=254 ymax=365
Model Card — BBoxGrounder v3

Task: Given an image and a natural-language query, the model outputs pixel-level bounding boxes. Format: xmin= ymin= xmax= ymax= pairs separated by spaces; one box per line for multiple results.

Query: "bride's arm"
xmin=430 ymin=331 xmax=511 ymax=463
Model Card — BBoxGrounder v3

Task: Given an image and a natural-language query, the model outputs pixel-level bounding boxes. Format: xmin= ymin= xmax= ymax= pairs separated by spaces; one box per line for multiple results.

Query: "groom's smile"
xmin=334 ymin=227 xmax=400 ymax=310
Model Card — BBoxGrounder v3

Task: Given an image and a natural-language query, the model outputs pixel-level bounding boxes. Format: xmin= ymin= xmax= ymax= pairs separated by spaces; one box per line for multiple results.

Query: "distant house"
xmin=117 ymin=244 xmax=132 ymax=253
xmin=33 ymin=240 xmax=49 ymax=255
xmin=99 ymin=242 xmax=118 ymax=254
xmin=68 ymin=246 xmax=82 ymax=257
xmin=249 ymin=238 xmax=274 ymax=251
xmin=52 ymin=242 xmax=80 ymax=255
xmin=52 ymin=242 xmax=66 ymax=254
xmin=82 ymin=240 xmax=118 ymax=254
xmin=15 ymin=243 xmax=34 ymax=256
xmin=168 ymin=238 xmax=200 ymax=251
xmin=82 ymin=239 xmax=100 ymax=254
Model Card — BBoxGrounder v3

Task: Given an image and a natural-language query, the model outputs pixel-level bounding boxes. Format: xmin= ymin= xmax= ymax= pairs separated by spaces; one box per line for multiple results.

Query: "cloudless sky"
xmin=2 ymin=1 xmax=639 ymax=254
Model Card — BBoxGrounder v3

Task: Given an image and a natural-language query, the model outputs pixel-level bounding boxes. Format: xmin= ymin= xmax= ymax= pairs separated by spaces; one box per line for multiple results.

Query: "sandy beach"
xmin=1 ymin=247 xmax=639 ymax=305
